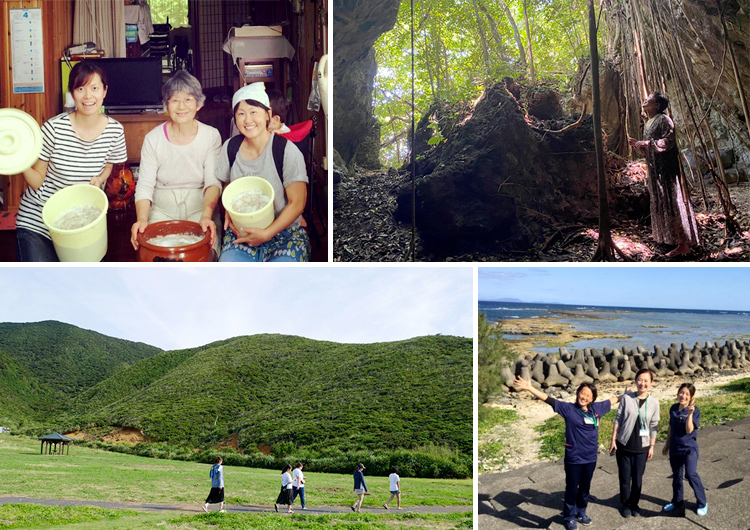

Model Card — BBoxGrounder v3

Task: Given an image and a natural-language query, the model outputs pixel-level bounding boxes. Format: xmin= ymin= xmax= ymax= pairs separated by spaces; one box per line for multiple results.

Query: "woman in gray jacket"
xmin=609 ymin=368 xmax=659 ymax=518
xmin=203 ymin=456 xmax=225 ymax=513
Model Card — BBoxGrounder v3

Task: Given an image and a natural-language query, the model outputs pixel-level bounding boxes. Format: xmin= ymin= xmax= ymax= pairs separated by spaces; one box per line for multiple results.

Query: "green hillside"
xmin=71 ymin=334 xmax=472 ymax=457
xmin=0 ymin=321 xmax=162 ymax=422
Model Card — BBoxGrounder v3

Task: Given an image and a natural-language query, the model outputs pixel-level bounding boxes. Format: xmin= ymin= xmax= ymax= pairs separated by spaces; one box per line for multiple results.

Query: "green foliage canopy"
xmin=372 ymin=0 xmax=608 ymax=165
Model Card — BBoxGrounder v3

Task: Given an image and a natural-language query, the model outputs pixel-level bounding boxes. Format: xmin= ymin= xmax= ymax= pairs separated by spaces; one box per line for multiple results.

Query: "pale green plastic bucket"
xmin=221 ymin=176 xmax=275 ymax=230
xmin=42 ymin=185 xmax=108 ymax=262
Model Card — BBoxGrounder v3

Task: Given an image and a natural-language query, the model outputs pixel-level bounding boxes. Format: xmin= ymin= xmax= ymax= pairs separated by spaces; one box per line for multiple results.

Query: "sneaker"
xmin=619 ymin=506 xmax=631 ymax=518
xmin=302 ymin=507 xmax=307 ymax=510
xmin=564 ymin=519 xmax=579 ymax=530
xmin=202 ymin=505 xmax=208 ymax=513
xmin=383 ymin=504 xmax=389 ymax=509
xmin=350 ymin=506 xmax=356 ymax=512
xmin=664 ymin=500 xmax=684 ymax=512
xmin=576 ymin=513 xmax=592 ymax=525
xmin=697 ymin=504 xmax=708 ymax=516
xmin=274 ymin=503 xmax=278 ymax=513
xmin=631 ymin=509 xmax=641 ymax=517
xmin=219 ymin=509 xmax=225 ymax=513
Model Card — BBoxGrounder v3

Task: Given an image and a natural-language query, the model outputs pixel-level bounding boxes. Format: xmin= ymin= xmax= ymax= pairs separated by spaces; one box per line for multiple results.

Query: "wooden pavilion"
xmin=39 ymin=433 xmax=73 ymax=455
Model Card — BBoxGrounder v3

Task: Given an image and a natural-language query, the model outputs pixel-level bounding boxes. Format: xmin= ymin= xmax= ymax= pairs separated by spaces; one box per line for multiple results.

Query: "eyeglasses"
xmin=168 ymin=97 xmax=197 ymax=107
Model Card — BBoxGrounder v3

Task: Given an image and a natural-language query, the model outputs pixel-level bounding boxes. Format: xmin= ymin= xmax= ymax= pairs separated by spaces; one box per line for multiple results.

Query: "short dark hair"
xmin=650 ymin=92 xmax=669 ymax=112
xmin=69 ymin=61 xmax=108 ymax=93
xmin=214 ymin=456 xmax=223 ymax=464
xmin=267 ymin=89 xmax=288 ymax=122
xmin=576 ymin=382 xmax=598 ymax=402
xmin=391 ymin=467 xmax=398 ymax=474
xmin=282 ymin=464 xmax=292 ymax=473
xmin=678 ymin=382 xmax=696 ymax=398
xmin=295 ymin=461 xmax=303 ymax=468
xmin=635 ymin=368 xmax=653 ymax=382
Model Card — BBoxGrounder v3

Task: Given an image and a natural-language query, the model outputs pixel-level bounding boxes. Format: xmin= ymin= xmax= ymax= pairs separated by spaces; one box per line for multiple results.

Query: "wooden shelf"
xmin=110 ymin=112 xmax=167 ymax=164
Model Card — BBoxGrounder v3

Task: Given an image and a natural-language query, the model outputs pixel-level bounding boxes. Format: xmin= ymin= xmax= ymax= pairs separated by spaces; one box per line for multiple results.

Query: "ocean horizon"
xmin=480 ymin=300 xmax=750 ymax=354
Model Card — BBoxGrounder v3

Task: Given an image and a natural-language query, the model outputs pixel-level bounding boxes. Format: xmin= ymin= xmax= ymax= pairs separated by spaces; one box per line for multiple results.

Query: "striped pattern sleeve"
xmin=15 ymin=114 xmax=127 ymax=238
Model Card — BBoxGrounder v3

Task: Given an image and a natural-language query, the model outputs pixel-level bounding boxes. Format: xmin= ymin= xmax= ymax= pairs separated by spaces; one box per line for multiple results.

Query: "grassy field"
xmin=0 ymin=436 xmax=472 ymax=528
xmin=0 ymin=505 xmax=473 ymax=529
xmin=536 ymin=377 xmax=750 ymax=460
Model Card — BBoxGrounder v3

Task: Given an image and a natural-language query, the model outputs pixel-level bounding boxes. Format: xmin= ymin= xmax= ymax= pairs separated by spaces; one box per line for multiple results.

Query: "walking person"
xmin=202 ymin=456 xmax=225 ymax=513
xmin=274 ymin=464 xmax=294 ymax=513
xmin=662 ymin=383 xmax=707 ymax=516
xmin=610 ymin=368 xmax=660 ymax=518
xmin=514 ymin=376 xmax=624 ymax=530
xmin=383 ymin=467 xmax=402 ymax=510
xmin=292 ymin=461 xmax=306 ymax=510
xmin=350 ymin=463 xmax=368 ymax=512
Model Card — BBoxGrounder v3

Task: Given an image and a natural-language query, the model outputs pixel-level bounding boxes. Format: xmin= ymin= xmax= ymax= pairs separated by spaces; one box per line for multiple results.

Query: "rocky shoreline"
xmin=498 ymin=315 xmax=629 ymax=355
xmin=482 ymin=315 xmax=750 ymax=473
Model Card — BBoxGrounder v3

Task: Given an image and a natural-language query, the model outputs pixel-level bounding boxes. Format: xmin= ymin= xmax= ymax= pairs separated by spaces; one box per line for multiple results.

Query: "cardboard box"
xmin=230 ymin=26 xmax=282 ymax=38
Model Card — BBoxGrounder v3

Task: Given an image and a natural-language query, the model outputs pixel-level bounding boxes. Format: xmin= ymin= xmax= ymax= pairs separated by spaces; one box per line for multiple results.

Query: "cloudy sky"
xmin=1 ymin=267 xmax=473 ymax=350
xmin=479 ymin=266 xmax=750 ymax=311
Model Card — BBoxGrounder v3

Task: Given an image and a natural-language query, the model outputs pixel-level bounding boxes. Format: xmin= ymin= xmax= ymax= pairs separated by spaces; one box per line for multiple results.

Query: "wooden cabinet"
xmin=110 ymin=112 xmax=166 ymax=164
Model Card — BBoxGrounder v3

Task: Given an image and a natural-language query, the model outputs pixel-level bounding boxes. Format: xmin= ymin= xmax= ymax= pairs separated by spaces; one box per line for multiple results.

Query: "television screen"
xmin=85 ymin=58 xmax=163 ymax=112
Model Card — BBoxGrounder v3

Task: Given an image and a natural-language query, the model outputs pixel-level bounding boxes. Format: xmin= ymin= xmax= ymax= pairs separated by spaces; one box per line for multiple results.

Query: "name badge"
xmin=639 ymin=428 xmax=649 ymax=437
xmin=584 ymin=417 xmax=595 ymax=425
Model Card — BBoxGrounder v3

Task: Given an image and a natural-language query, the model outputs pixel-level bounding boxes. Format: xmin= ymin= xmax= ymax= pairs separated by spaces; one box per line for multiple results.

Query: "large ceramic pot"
xmin=105 ymin=163 xmax=135 ymax=210
xmin=136 ymin=220 xmax=212 ymax=262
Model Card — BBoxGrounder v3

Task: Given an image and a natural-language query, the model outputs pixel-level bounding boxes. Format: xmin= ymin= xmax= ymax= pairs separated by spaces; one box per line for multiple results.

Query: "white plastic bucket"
xmin=42 ymin=185 xmax=108 ymax=262
xmin=221 ymin=176 xmax=275 ymax=230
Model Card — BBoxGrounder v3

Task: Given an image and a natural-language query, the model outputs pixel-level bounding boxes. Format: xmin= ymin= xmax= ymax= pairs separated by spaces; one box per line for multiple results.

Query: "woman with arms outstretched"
xmin=514 ymin=376 xmax=624 ymax=530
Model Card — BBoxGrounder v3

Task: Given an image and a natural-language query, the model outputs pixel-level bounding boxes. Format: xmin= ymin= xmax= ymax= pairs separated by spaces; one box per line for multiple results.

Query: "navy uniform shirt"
xmin=552 ymin=399 xmax=612 ymax=464
xmin=669 ymin=403 xmax=700 ymax=454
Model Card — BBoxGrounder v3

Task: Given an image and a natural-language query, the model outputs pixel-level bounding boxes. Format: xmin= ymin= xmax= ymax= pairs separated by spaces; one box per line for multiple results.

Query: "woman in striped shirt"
xmin=16 ymin=62 xmax=127 ymax=261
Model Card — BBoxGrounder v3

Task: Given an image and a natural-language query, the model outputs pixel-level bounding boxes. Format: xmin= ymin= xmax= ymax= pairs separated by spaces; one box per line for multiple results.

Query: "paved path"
xmin=479 ymin=417 xmax=750 ymax=529
xmin=0 ymin=496 xmax=470 ymax=516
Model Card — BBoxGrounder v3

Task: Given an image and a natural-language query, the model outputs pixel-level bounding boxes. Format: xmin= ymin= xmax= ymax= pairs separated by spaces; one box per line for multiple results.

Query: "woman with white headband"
xmin=216 ymin=82 xmax=309 ymax=262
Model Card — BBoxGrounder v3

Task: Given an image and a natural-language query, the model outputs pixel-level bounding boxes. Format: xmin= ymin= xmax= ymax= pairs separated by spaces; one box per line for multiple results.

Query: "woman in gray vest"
xmin=609 ymin=368 xmax=659 ymax=518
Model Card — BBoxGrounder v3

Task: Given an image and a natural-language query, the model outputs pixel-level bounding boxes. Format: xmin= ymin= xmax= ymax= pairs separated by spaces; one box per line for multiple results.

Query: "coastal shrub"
xmin=270 ymin=441 xmax=296 ymax=458
xmin=479 ymin=312 xmax=516 ymax=403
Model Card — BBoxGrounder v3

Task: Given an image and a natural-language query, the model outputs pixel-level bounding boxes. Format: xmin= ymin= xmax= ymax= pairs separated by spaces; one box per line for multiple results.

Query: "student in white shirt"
xmin=383 ymin=467 xmax=402 ymax=509
xmin=292 ymin=461 xmax=306 ymax=509
xmin=274 ymin=464 xmax=294 ymax=513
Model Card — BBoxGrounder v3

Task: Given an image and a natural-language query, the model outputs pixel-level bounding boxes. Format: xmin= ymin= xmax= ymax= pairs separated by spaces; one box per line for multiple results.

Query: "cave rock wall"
xmin=333 ymin=0 xmax=401 ymax=163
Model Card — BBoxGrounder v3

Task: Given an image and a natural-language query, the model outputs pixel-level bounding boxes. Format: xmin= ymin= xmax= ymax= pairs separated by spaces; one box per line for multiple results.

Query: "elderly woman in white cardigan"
xmin=609 ymin=368 xmax=660 ymax=518
xmin=130 ymin=70 xmax=221 ymax=252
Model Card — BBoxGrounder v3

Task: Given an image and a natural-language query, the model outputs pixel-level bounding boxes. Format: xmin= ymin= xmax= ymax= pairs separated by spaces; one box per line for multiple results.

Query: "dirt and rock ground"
xmin=334 ymin=161 xmax=750 ymax=262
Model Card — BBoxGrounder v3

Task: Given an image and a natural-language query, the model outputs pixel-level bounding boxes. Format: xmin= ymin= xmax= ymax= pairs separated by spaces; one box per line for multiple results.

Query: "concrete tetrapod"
xmin=619 ymin=357 xmax=636 ymax=381
xmin=519 ymin=365 xmax=542 ymax=390
xmin=596 ymin=358 xmax=618 ymax=383
xmin=556 ymin=359 xmax=574 ymax=380
xmin=531 ymin=359 xmax=546 ymax=385
xmin=542 ymin=363 xmax=569 ymax=388
xmin=500 ymin=366 xmax=516 ymax=389
xmin=585 ymin=356 xmax=599 ymax=381
xmin=569 ymin=363 xmax=594 ymax=386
